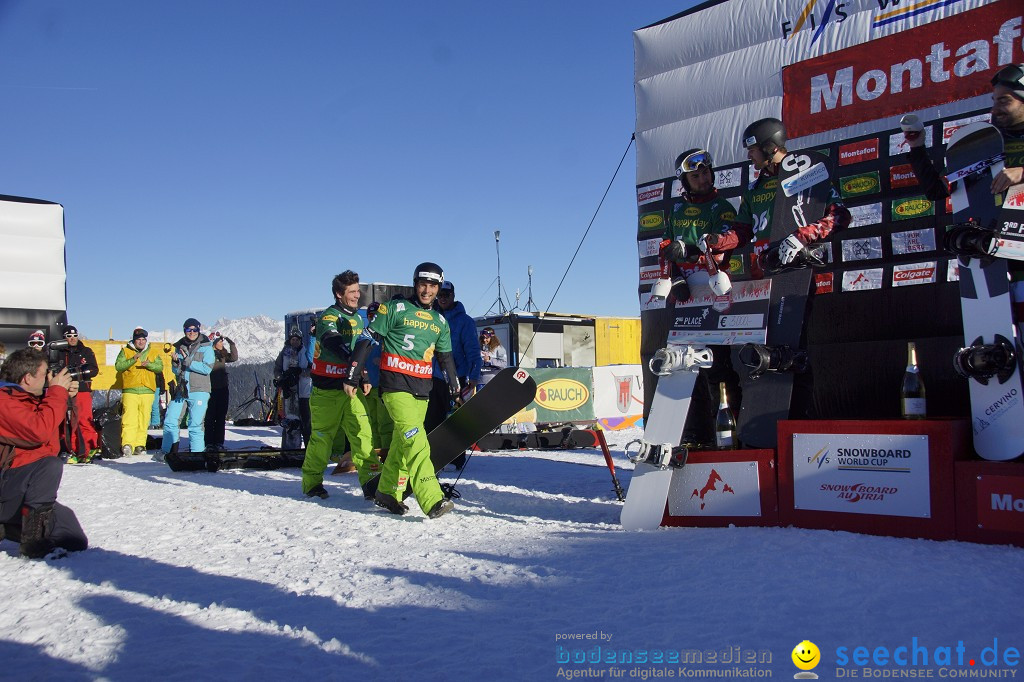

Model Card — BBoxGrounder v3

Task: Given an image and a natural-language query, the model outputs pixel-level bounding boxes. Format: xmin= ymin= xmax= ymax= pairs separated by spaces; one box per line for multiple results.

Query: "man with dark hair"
xmin=54 ymin=325 xmax=100 ymax=460
xmin=345 ymin=262 xmax=461 ymax=519
xmin=0 ymin=348 xmax=88 ymax=558
xmin=302 ymin=270 xmax=380 ymax=499
xmin=903 ymin=64 xmax=1024 ymax=327
xmin=426 ymin=280 xmax=481 ymax=469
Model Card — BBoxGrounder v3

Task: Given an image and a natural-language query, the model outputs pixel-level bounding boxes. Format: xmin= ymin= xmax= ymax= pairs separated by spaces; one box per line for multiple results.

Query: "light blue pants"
xmin=161 ymin=392 xmax=210 ymax=453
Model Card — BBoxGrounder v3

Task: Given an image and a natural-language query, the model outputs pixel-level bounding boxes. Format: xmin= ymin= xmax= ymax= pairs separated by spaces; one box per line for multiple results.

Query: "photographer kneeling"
xmin=0 ymin=348 xmax=88 ymax=558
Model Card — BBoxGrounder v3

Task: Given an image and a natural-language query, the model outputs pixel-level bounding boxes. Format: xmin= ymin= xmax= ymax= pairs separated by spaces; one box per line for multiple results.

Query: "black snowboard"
xmin=736 ymin=150 xmax=834 ymax=448
xmin=363 ymin=367 xmax=538 ymax=497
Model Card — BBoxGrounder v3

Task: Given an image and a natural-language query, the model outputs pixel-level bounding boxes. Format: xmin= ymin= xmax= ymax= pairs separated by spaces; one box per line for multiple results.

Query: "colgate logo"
xmin=894 ymin=267 xmax=933 ymax=281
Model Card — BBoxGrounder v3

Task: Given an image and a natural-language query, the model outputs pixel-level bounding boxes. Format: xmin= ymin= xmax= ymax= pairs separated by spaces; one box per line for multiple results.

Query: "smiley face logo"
xmin=792 ymin=640 xmax=821 ymax=672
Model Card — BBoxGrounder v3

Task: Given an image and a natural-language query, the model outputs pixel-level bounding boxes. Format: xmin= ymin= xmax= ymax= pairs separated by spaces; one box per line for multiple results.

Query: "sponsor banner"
xmin=892 ymin=261 xmax=937 ymax=287
xmin=942 ymin=113 xmax=991 ymax=145
xmin=814 ymin=272 xmax=834 ymax=295
xmin=889 ymin=127 xmax=935 ymax=156
xmin=841 ymin=236 xmax=882 ymax=262
xmin=591 ymin=365 xmax=644 ymax=420
xmin=792 ymin=432 xmax=931 ymax=517
xmin=1004 ymin=184 xmax=1024 ymax=212
xmin=667 ymin=462 xmax=763 ymax=517
xmin=782 ymin=162 xmax=829 ymax=197
xmin=838 ymin=138 xmax=879 ymax=166
xmin=891 ymin=227 xmax=936 ymax=255
xmin=947 ymin=259 xmax=960 ymax=282
xmin=523 ymin=368 xmax=595 ymax=423
xmin=781 ymin=2 xmax=1018 ymax=139
xmin=976 ymin=475 xmax=1024 ymax=533
xmin=671 ymin=179 xmax=684 ymax=198
xmin=638 ymin=210 xmax=665 ymax=232
xmin=638 ymin=237 xmax=661 ymax=258
xmin=668 ymin=280 xmax=771 ymax=346
xmin=892 ymin=195 xmax=934 ymax=221
xmin=848 ymin=202 xmax=883 ymax=228
xmin=639 ymin=263 xmax=662 ymax=283
xmin=889 ymin=163 xmax=918 ymax=189
xmin=637 ymin=183 xmax=665 ymax=206
xmin=715 ymin=166 xmax=743 ymax=190
xmin=840 ymin=170 xmax=881 ymax=199
xmin=842 ymin=268 xmax=883 ymax=292
xmin=726 ymin=255 xmax=746 ymax=277
xmin=639 ymin=291 xmax=667 ymax=311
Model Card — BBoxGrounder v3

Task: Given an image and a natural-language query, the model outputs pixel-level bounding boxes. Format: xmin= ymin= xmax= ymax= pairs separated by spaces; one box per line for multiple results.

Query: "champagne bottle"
xmin=714 ymin=382 xmax=737 ymax=449
xmin=901 ymin=341 xmax=926 ymax=419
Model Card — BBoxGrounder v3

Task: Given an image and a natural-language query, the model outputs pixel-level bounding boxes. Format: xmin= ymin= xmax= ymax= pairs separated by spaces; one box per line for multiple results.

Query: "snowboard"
xmin=944 ymin=122 xmax=1024 ymax=461
xmin=362 ymin=367 xmax=538 ymax=498
xmin=735 ymin=150 xmax=834 ymax=449
xmin=620 ymin=344 xmax=711 ymax=531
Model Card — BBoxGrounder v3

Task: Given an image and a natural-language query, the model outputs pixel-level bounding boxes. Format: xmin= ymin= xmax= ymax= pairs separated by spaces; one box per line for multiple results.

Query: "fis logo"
xmin=781 ymin=0 xmax=849 ymax=44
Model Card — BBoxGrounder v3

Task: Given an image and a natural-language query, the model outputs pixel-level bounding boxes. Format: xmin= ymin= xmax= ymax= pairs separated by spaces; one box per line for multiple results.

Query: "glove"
xmin=900 ymin=114 xmax=925 ymax=149
xmin=449 ymin=378 xmax=462 ymax=404
xmin=661 ymin=238 xmax=687 ymax=263
xmin=778 ymin=233 xmax=804 ymax=265
xmin=700 ymin=232 xmax=721 ymax=251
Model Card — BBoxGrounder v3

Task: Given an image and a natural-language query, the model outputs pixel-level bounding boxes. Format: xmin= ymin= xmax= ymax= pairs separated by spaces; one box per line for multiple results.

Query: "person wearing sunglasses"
xmin=904 ymin=63 xmax=1024 ymax=197
xmin=903 ymin=64 xmax=1024 ymax=331
xmin=50 ymin=325 xmax=100 ymax=460
xmin=160 ymin=318 xmax=215 ymax=459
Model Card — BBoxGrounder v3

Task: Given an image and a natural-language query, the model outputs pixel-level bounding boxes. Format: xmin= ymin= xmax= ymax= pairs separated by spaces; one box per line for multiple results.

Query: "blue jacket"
xmin=432 ymin=301 xmax=481 ymax=382
xmin=172 ymin=336 xmax=215 ymax=395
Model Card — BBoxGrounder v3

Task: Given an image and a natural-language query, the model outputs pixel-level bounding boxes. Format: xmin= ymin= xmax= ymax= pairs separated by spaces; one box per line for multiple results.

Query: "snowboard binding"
xmin=649 ymin=345 xmax=713 ymax=376
xmin=739 ymin=343 xmax=809 ymax=379
xmin=758 ymin=242 xmax=828 ymax=276
xmin=953 ymin=335 xmax=1017 ymax=385
xmin=944 ymin=220 xmax=998 ymax=260
xmin=624 ymin=440 xmax=688 ymax=470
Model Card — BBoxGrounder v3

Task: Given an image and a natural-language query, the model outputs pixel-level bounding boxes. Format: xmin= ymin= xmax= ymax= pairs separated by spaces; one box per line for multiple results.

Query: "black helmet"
xmin=674 ymin=148 xmax=714 ymax=193
xmin=991 ymin=63 xmax=1024 ymax=101
xmin=413 ymin=262 xmax=444 ymax=285
xmin=741 ymin=118 xmax=787 ymax=156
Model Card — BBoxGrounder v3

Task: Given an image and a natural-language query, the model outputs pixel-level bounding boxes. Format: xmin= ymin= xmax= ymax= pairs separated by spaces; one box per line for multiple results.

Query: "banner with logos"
xmin=667 ymin=461 xmax=764 ymax=517
xmin=791 ymin=432 xmax=932 ymax=517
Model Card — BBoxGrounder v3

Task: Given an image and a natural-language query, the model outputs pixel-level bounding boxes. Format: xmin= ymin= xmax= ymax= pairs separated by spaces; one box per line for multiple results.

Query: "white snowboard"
xmin=620 ymin=366 xmax=699 ymax=531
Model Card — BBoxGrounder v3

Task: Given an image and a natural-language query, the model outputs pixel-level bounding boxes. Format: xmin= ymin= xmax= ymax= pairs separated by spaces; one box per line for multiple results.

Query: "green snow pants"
xmin=302 ymin=386 xmax=379 ymax=493
xmin=379 ymin=391 xmax=442 ymax=514
xmin=365 ymin=386 xmax=393 ymax=451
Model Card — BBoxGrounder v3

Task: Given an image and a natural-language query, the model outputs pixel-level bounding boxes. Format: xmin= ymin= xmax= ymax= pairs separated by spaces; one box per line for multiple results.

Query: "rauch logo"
xmin=535 ymin=379 xmax=590 ymax=411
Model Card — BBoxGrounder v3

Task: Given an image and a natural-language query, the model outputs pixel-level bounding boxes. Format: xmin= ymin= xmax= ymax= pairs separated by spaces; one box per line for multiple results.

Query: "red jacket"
xmin=0 ymin=383 xmax=68 ymax=468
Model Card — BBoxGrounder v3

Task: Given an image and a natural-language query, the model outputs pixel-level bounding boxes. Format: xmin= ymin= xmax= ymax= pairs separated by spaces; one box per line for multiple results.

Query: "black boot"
xmin=374 ymin=491 xmax=408 ymax=515
xmin=427 ymin=499 xmax=455 ymax=519
xmin=304 ymin=483 xmax=329 ymax=499
xmin=20 ymin=504 xmax=55 ymax=559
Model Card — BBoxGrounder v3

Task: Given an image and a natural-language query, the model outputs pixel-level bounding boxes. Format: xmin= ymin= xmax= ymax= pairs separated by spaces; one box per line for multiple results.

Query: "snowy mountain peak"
xmin=145 ymin=315 xmax=284 ymax=365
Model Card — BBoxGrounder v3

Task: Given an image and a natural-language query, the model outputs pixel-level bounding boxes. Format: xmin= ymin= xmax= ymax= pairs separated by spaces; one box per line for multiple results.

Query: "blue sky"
xmin=0 ymin=1 xmax=696 ymax=339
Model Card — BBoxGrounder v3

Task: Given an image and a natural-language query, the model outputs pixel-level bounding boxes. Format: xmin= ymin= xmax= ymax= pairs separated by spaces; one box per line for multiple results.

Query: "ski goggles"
xmin=481 ymin=329 xmax=494 ymax=337
xmin=64 ymin=332 xmax=78 ymax=339
xmin=28 ymin=340 xmax=45 ymax=348
xmin=184 ymin=326 xmax=200 ymax=333
xmin=675 ymin=150 xmax=713 ymax=177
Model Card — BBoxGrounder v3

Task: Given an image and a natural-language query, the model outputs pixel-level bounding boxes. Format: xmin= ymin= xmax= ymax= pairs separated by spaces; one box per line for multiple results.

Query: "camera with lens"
xmin=45 ymin=340 xmax=96 ymax=382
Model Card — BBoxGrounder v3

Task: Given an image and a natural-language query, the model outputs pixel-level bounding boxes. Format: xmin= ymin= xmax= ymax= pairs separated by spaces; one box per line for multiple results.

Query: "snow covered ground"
xmin=2 ymin=426 xmax=1022 ymax=681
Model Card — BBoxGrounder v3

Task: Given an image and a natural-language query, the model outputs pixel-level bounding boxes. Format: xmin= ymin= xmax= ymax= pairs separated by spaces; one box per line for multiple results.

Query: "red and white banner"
xmin=782 ymin=2 xmax=1022 ymax=139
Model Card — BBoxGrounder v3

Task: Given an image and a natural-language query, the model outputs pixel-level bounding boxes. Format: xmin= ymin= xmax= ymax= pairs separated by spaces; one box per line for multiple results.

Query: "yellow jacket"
xmin=115 ymin=343 xmax=164 ymax=393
